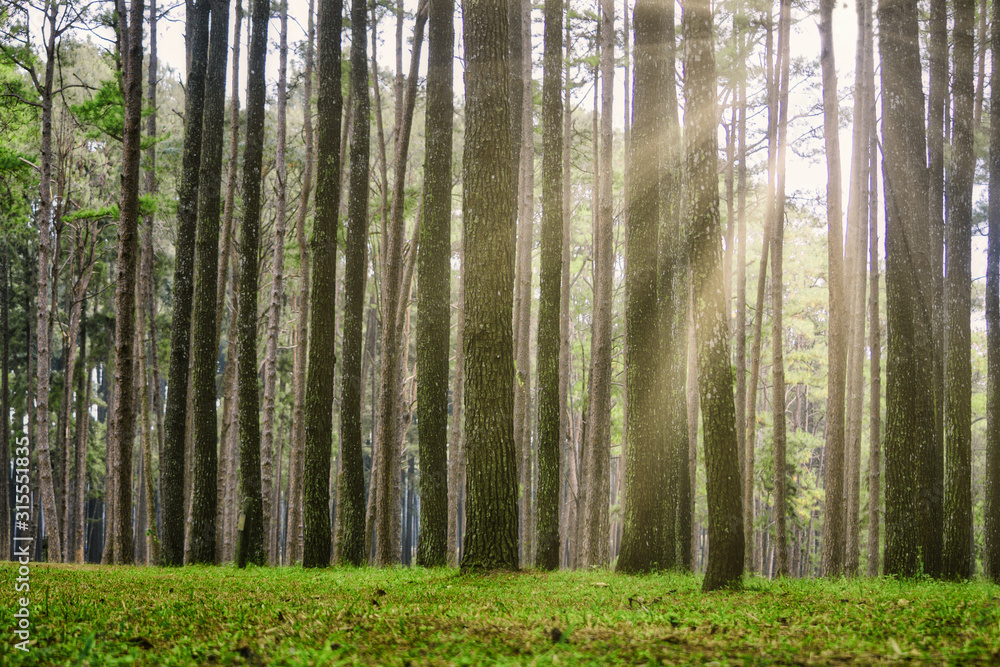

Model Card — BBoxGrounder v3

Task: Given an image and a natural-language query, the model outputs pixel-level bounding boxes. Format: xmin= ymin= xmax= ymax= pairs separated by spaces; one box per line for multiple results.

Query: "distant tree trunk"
xmin=161 ymin=0 xmax=210 ymax=567
xmin=415 ymin=0 xmax=454 ymax=568
xmin=974 ymin=0 xmax=986 ymax=128
xmin=580 ymin=0 xmax=614 ymax=571
xmin=108 ymin=0 xmax=144 ymax=565
xmin=137 ymin=178 xmax=157 ymax=566
xmin=734 ymin=0 xmax=749 ymax=569
xmin=513 ymin=0 xmax=533 ymax=569
xmin=617 ymin=0 xmax=666 ymax=575
xmin=879 ymin=0 xmax=938 ymax=578
xmin=559 ymin=4 xmax=573 ymax=570
xmin=983 ymin=2 xmax=1000 ymax=583
xmin=942 ymin=0 xmax=974 ymax=581
xmin=685 ymin=0 xmax=744 ymax=591
xmin=302 ymin=0 xmax=344 ymax=569
xmin=460 ymin=0 xmax=519 ymax=572
xmin=820 ymin=0 xmax=848 ymax=578
xmin=373 ymin=2 xmax=427 ymax=567
xmin=189 ymin=0 xmax=230 ymax=565
xmin=287 ymin=0 xmax=315 ymax=566
xmin=986 ymin=0 xmax=1000 ymax=582
xmin=447 ymin=243 xmax=466 ymax=567
xmin=843 ymin=0 xmax=871 ymax=578
xmin=259 ymin=0 xmax=286 ymax=565
xmin=337 ymin=0 xmax=371 ymax=568
xmin=72 ymin=303 xmax=91 ymax=563
xmin=866 ymin=24 xmax=880 ymax=576
xmin=770 ymin=0 xmax=791 ymax=579
xmin=534 ymin=0 xmax=564 ymax=572
xmin=233 ymin=0 xmax=270 ymax=568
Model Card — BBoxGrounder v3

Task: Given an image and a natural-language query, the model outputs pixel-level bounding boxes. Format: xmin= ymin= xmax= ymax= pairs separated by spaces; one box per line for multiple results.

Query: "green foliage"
xmin=1 ymin=565 xmax=998 ymax=665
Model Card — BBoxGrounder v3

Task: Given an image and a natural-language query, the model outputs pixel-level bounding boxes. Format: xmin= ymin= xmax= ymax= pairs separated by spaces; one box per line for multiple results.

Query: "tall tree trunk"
xmin=72 ymin=303 xmax=91 ymax=562
xmin=581 ymin=0 xmax=614 ymax=570
xmin=513 ymin=0 xmax=533 ymax=569
xmin=559 ymin=3 xmax=573 ymax=571
xmin=771 ymin=0 xmax=791 ymax=578
xmin=879 ymin=0 xmax=938 ymax=578
xmin=617 ymin=0 xmax=666 ymax=575
xmin=460 ymin=0 xmax=519 ymax=571
xmin=161 ymin=0 xmax=210 ymax=566
xmin=655 ymin=0 xmax=685 ymax=572
xmin=866 ymin=20 xmax=880 ymax=576
xmin=232 ymin=0 xmax=270 ymax=568
xmin=734 ymin=0 xmax=749 ymax=569
xmin=844 ymin=0 xmax=871 ymax=578
xmin=189 ymin=0 xmax=230 ymax=565
xmin=986 ymin=0 xmax=1000 ymax=582
xmin=415 ymin=0 xmax=454 ymax=568
xmin=927 ymin=0 xmax=947 ymax=578
xmin=535 ymin=0 xmax=564 ymax=572
xmin=287 ymin=0 xmax=315 ymax=566
xmin=820 ymin=0 xmax=848 ymax=578
xmin=302 ymin=0 xmax=344 ymax=569
xmin=338 ymin=0 xmax=372 ymax=567
xmin=33 ymin=0 xmax=62 ymax=564
xmin=685 ymin=0 xmax=744 ymax=591
xmin=373 ymin=2 xmax=427 ymax=566
xmin=108 ymin=0 xmax=144 ymax=565
xmin=259 ymin=0 xmax=284 ymax=565
xmin=942 ymin=0 xmax=975 ymax=581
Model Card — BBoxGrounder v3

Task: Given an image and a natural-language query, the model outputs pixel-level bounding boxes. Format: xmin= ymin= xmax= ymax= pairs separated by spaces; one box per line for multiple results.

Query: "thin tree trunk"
xmin=820 ymin=0 xmax=848 ymax=578
xmin=513 ymin=0 xmax=533 ymax=569
xmin=259 ymin=0 xmax=286 ymax=564
xmin=986 ymin=0 xmax=1000 ymax=582
xmin=287 ymin=0 xmax=315 ymax=566
xmin=374 ymin=1 xmax=427 ymax=567
xmin=302 ymin=0 xmax=344 ymax=569
xmin=161 ymin=0 xmax=210 ymax=566
xmin=942 ymin=0 xmax=975 ymax=581
xmin=0 ymin=241 xmax=9 ymax=561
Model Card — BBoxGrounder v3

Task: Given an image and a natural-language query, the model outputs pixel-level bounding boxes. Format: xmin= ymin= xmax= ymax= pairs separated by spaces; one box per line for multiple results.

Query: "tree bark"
xmin=189 ymin=0 xmax=230 ymax=565
xmin=685 ymin=0 xmax=744 ymax=591
xmin=820 ymin=0 xmax=848 ymax=578
xmin=302 ymin=0 xmax=344 ymax=569
xmin=161 ymin=0 xmax=210 ymax=566
xmin=233 ymin=0 xmax=271 ymax=568
xmin=770 ymin=0 xmax=791 ymax=578
xmin=287 ymin=0 xmax=315 ymax=566
xmin=259 ymin=0 xmax=284 ymax=565
xmin=460 ymin=0 xmax=519 ymax=571
xmin=617 ymin=0 xmax=667 ymax=575
xmin=373 ymin=2 xmax=427 ymax=566
xmin=942 ymin=0 xmax=975 ymax=581
xmin=415 ymin=0 xmax=454 ymax=568
xmin=534 ymin=0 xmax=564 ymax=572
xmin=986 ymin=0 xmax=1000 ymax=582
xmin=879 ymin=0 xmax=938 ymax=578
xmin=337 ymin=0 xmax=372 ymax=568
xmin=108 ymin=0 xmax=144 ymax=565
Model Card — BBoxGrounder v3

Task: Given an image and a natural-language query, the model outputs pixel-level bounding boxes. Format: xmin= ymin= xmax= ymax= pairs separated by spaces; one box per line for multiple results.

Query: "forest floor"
xmin=1 ymin=562 xmax=998 ymax=665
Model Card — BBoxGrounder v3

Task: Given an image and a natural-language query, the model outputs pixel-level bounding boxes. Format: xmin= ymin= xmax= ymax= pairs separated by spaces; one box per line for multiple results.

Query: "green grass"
xmin=2 ymin=563 xmax=998 ymax=665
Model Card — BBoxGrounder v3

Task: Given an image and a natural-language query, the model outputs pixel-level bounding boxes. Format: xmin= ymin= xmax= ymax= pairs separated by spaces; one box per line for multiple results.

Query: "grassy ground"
xmin=1 ymin=563 xmax=998 ymax=665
